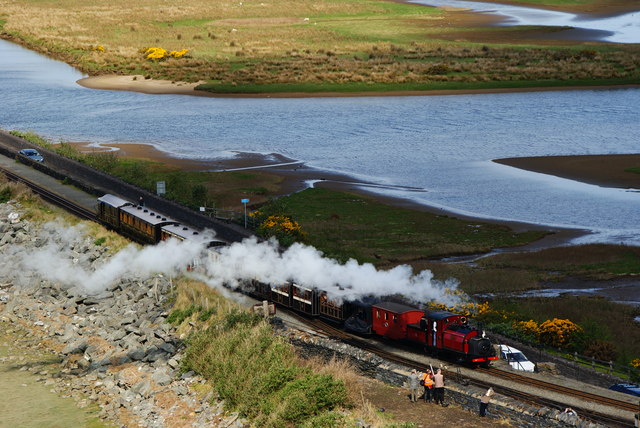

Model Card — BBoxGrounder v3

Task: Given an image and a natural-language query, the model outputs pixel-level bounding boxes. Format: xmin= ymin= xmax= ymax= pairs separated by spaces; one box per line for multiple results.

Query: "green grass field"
xmin=1 ymin=0 xmax=639 ymax=94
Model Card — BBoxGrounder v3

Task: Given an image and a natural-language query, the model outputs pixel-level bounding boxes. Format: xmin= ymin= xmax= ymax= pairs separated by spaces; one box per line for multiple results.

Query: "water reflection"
xmin=409 ymin=0 xmax=640 ymax=43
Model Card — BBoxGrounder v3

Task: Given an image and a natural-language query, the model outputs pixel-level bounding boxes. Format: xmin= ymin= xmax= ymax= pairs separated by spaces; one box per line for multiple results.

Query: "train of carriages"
xmin=96 ymin=194 xmax=498 ymax=366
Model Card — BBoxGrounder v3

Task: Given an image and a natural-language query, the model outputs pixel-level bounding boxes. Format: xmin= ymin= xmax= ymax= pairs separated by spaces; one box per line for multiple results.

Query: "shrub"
xmin=538 ymin=318 xmax=582 ymax=348
xmin=0 ymin=187 xmax=12 ymax=203
xmin=256 ymin=214 xmax=305 ymax=246
xmin=167 ymin=305 xmax=199 ymax=324
xmin=144 ymin=47 xmax=168 ymax=60
xmin=182 ymin=311 xmax=350 ymax=426
xmin=9 ymin=130 xmax=52 ymax=148
xmin=191 ymin=184 xmax=207 ymax=206
xmin=222 ymin=309 xmax=262 ymax=329
xmin=196 ymin=307 xmax=216 ymax=322
xmin=512 ymin=319 xmax=541 ymax=343
xmin=276 ymin=374 xmax=348 ymax=423
xmin=84 ymin=151 xmax=119 ymax=172
xmin=583 ymin=340 xmax=617 ymax=362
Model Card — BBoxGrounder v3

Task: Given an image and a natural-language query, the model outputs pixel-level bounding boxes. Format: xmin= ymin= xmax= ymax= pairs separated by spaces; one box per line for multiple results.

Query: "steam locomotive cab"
xmin=414 ymin=310 xmax=497 ymax=364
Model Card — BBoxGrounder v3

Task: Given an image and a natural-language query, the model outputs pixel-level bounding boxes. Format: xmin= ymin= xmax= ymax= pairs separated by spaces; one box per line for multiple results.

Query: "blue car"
xmin=609 ymin=383 xmax=640 ymax=397
xmin=18 ymin=148 xmax=44 ymax=162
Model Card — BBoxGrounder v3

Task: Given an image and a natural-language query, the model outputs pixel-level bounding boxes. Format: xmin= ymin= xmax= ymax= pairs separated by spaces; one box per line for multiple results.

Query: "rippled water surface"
xmin=1 ymin=40 xmax=639 ymax=244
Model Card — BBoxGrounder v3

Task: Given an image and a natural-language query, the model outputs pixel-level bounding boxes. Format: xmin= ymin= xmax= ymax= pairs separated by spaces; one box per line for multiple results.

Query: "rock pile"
xmin=0 ymin=200 xmax=246 ymax=427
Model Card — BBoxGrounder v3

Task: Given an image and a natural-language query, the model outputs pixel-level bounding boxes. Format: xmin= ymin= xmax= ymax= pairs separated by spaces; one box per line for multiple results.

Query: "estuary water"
xmin=410 ymin=0 xmax=640 ymax=44
xmin=0 ymin=39 xmax=639 ymax=245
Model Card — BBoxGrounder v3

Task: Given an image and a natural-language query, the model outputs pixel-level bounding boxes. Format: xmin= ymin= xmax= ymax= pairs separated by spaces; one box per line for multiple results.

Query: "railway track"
xmin=0 ymin=166 xmax=96 ymax=221
xmin=293 ymin=313 xmax=638 ymax=428
xmin=476 ymin=366 xmax=638 ymax=413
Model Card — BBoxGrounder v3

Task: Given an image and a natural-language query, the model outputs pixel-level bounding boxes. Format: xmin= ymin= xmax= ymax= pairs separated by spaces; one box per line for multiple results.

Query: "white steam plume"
xmin=5 ymin=220 xmax=460 ymax=306
xmin=7 ymin=222 xmax=206 ymax=293
xmin=202 ymin=237 xmax=461 ymax=306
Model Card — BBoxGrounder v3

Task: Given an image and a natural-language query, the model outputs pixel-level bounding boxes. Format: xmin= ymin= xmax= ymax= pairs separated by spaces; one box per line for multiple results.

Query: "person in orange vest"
xmin=420 ymin=369 xmax=434 ymax=402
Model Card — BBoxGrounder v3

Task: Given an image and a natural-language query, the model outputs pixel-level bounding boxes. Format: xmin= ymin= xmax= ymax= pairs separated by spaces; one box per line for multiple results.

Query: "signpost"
xmin=241 ymin=198 xmax=250 ymax=228
xmin=156 ymin=181 xmax=166 ymax=196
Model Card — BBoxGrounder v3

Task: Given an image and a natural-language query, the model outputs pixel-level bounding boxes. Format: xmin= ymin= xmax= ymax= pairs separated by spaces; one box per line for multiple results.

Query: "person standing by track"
xmin=479 ymin=387 xmax=494 ymax=416
xmin=420 ymin=369 xmax=434 ymax=402
xmin=407 ymin=369 xmax=421 ymax=403
xmin=433 ymin=368 xmax=445 ymax=406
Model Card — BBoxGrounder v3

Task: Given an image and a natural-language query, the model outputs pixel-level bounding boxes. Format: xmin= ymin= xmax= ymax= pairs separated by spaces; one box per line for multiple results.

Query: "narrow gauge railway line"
xmin=476 ymin=366 xmax=639 ymax=413
xmin=0 ymin=166 xmax=97 ymax=221
xmin=289 ymin=313 xmax=636 ymax=428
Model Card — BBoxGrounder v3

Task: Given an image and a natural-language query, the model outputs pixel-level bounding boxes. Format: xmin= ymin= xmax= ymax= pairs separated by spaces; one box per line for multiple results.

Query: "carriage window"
xmin=376 ymin=310 xmax=380 ymax=319
xmin=384 ymin=313 xmax=389 ymax=321
xmin=393 ymin=315 xmax=398 ymax=322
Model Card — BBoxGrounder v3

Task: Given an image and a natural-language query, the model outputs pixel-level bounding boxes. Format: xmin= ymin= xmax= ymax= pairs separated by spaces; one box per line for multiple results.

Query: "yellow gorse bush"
xmin=513 ymin=319 xmax=541 ymax=339
xmin=255 ymin=214 xmax=306 ymax=245
xmin=144 ymin=47 xmax=167 ymax=60
xmin=142 ymin=47 xmax=190 ymax=60
xmin=426 ymin=298 xmax=492 ymax=318
xmin=538 ymin=318 xmax=582 ymax=348
xmin=93 ymin=45 xmax=105 ymax=52
xmin=170 ymin=49 xmax=189 ymax=58
xmin=630 ymin=358 xmax=640 ymax=369
xmin=261 ymin=215 xmax=302 ymax=235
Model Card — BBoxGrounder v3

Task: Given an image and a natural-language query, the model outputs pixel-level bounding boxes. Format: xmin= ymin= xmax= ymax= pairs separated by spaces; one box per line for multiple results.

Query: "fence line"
xmin=199 ymin=206 xmax=259 ymax=229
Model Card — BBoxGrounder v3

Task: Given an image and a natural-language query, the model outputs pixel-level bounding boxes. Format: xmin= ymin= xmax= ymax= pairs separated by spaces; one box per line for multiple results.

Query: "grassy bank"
xmin=1 ymin=0 xmax=639 ymax=94
xmin=167 ymin=280 xmax=396 ymax=427
xmin=256 ymin=187 xmax=549 ymax=263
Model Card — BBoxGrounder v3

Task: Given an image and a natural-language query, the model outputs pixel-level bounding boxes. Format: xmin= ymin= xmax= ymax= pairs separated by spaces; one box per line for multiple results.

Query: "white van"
xmin=499 ymin=345 xmax=536 ymax=372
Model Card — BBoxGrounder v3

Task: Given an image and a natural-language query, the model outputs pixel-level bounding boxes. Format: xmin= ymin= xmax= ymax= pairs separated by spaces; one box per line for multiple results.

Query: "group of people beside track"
xmin=408 ymin=368 xmax=496 ymax=417
xmin=407 ymin=368 xmax=445 ymax=405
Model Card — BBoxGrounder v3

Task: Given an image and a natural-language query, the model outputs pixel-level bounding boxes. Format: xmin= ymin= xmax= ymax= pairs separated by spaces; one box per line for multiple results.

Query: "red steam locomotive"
xmin=244 ymin=281 xmax=497 ymax=365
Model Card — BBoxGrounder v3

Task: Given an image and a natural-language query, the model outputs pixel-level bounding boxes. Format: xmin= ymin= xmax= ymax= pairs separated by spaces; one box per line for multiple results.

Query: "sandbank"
xmin=76 ymin=75 xmax=210 ymax=96
xmin=495 ymin=154 xmax=640 ymax=190
xmin=76 ymin=75 xmax=640 ymax=98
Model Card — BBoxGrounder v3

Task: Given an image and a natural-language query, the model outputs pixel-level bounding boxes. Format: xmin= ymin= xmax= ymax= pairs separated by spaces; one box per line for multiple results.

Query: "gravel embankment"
xmin=0 ymin=199 xmax=246 ymax=428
